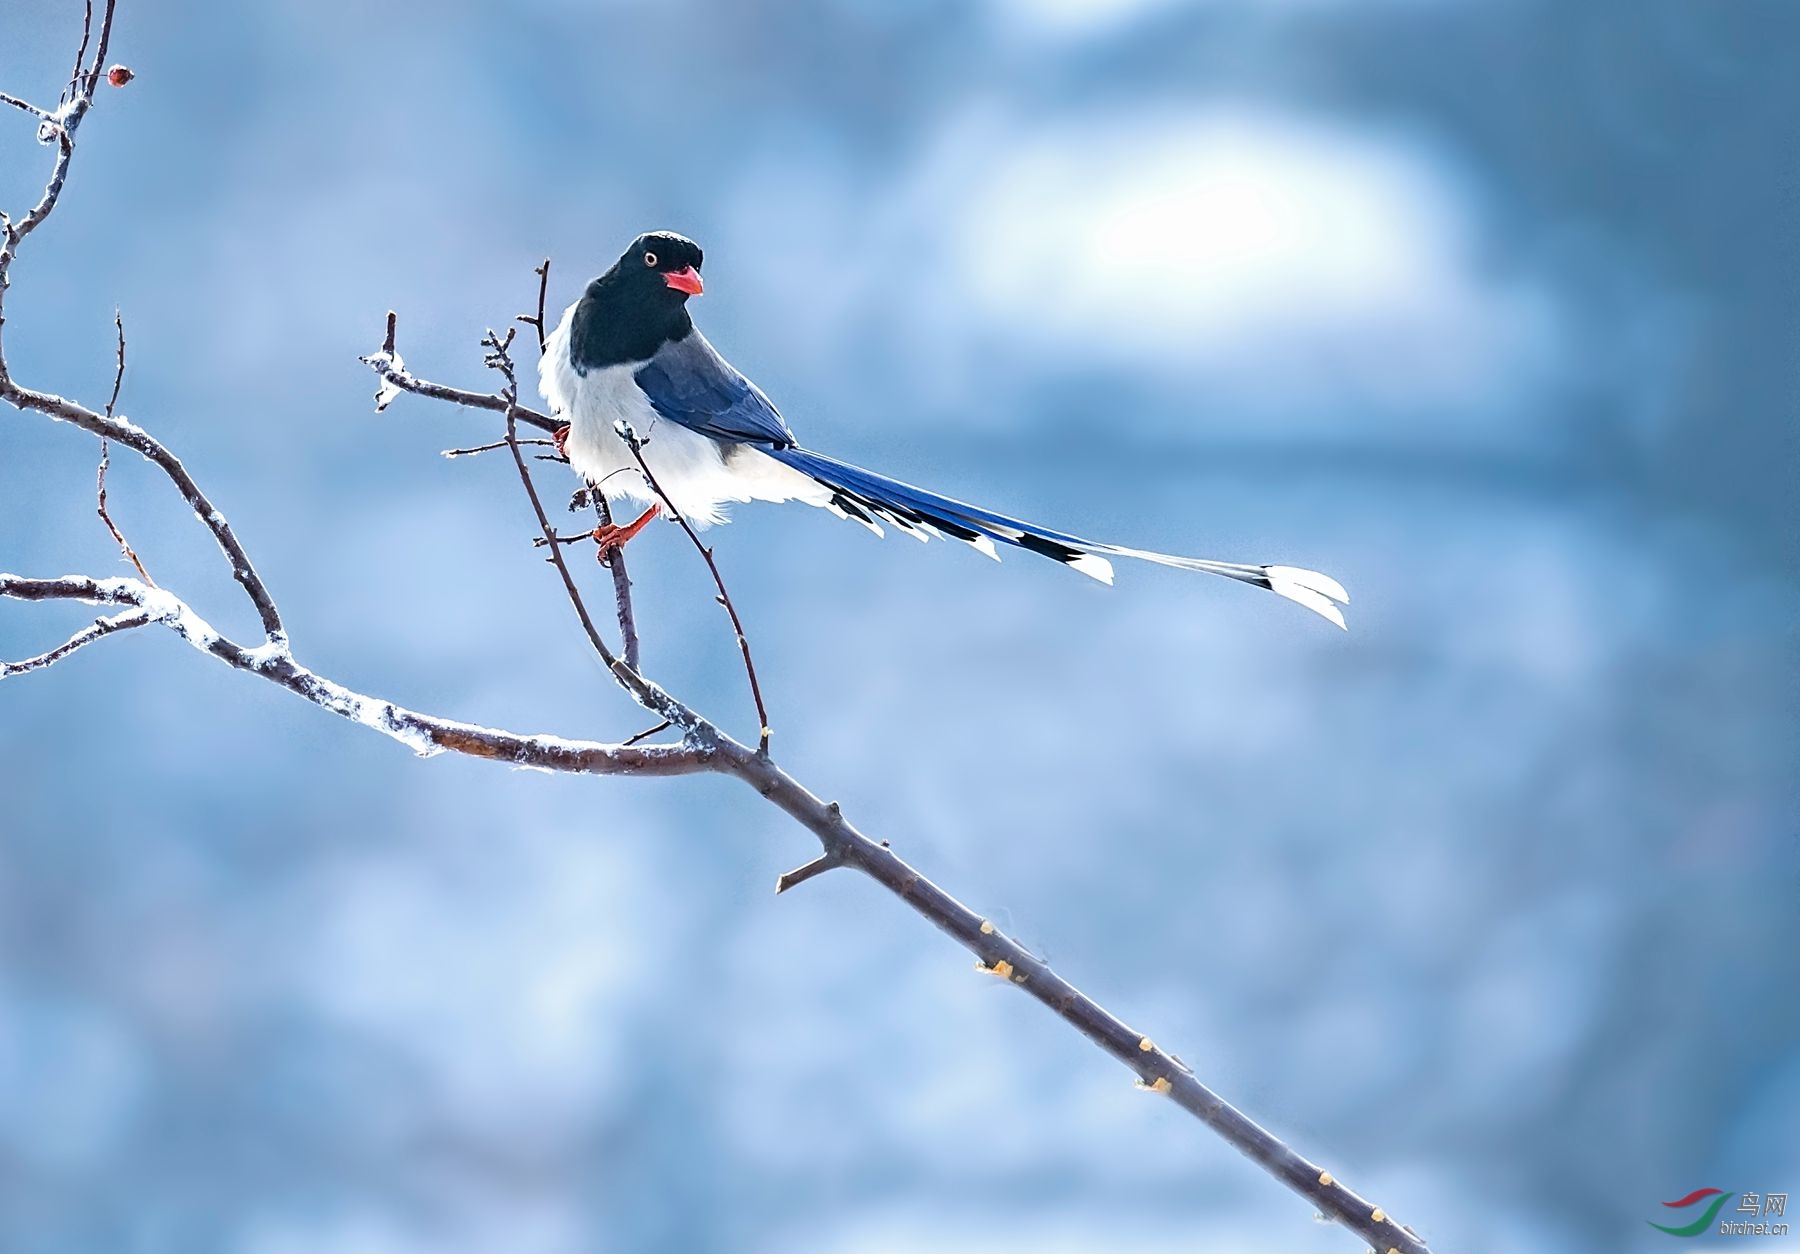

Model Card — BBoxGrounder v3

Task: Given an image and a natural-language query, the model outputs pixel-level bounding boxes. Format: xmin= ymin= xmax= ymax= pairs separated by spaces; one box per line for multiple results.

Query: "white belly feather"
xmin=537 ymin=302 xmax=825 ymax=527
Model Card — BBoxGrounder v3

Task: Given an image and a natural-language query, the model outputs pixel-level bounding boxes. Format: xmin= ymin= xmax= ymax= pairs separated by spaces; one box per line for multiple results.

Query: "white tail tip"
xmin=1264 ymin=565 xmax=1350 ymax=629
xmin=1070 ymin=553 xmax=1115 ymax=585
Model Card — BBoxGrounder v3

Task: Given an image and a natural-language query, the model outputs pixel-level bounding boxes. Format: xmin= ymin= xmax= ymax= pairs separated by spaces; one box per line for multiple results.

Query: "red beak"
xmin=663 ymin=266 xmax=704 ymax=295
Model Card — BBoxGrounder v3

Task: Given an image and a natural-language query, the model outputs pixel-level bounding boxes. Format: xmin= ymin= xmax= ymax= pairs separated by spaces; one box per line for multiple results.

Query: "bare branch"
xmin=104 ymin=307 xmax=125 ymax=417
xmin=0 ymin=604 xmax=152 ymax=677
xmin=95 ymin=311 xmax=155 ymax=585
xmin=0 ymin=92 xmax=54 ymax=123
xmin=360 ymin=316 xmax=561 ymax=433
xmin=69 ymin=0 xmax=94 ymax=92
xmin=515 ymin=256 xmax=551 ymax=352
xmin=2 ymin=380 xmax=286 ymax=642
xmin=598 ymin=497 xmax=640 ymax=671
xmin=442 ymin=436 xmax=554 ymax=458
xmin=0 ymin=1 xmax=116 ymax=317
xmin=0 ymin=574 xmax=709 ymax=775
xmin=81 ymin=0 xmax=118 ymax=98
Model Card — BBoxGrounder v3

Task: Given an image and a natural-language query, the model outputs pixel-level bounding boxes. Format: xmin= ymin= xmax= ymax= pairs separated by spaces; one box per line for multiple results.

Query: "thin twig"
xmin=531 ymin=530 xmax=598 ymax=548
xmin=104 ymin=307 xmax=125 ymax=417
xmin=0 ymin=2 xmax=278 ymax=640
xmin=0 ymin=92 xmax=53 ymax=122
xmin=95 ymin=310 xmax=154 ymax=585
xmin=362 ymin=310 xmax=561 ymax=433
xmin=0 ymin=575 xmax=705 ymax=773
xmin=622 ymin=719 xmax=671 ymax=747
xmin=774 ymin=850 xmax=844 ymax=894
xmin=81 ymin=0 xmax=117 ymax=98
xmin=618 ymin=422 xmax=770 ymax=754
xmin=515 ymin=256 xmax=551 ymax=352
xmin=70 ymin=0 xmax=94 ymax=94
xmin=0 ymin=605 xmax=152 ymax=677
xmin=443 ymin=436 xmax=553 ymax=458
xmin=597 ymin=493 xmax=639 ymax=671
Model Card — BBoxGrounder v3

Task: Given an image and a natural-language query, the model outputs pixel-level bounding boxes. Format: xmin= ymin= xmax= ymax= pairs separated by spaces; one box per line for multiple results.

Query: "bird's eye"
xmin=643 ymin=251 xmax=658 ymax=268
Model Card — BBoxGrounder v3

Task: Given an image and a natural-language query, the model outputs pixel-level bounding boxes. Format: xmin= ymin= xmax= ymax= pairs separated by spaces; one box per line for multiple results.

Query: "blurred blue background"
xmin=3 ymin=2 xmax=1796 ymax=1251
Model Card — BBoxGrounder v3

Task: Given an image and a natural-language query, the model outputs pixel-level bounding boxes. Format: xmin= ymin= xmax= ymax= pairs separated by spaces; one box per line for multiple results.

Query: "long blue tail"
xmin=766 ymin=445 xmax=1349 ymax=628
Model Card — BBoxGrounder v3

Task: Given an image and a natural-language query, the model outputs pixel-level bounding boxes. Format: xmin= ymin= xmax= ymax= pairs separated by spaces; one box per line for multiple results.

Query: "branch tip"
xmin=774 ymin=851 xmax=843 ymax=894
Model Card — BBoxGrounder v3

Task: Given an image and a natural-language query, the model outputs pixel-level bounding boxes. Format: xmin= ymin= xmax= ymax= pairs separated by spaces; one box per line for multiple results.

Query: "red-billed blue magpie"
xmin=539 ymin=231 xmax=1349 ymax=627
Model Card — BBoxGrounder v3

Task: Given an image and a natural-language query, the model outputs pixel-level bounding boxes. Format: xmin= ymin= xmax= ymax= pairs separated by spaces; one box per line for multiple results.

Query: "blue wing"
xmin=631 ymin=330 xmax=796 ymax=447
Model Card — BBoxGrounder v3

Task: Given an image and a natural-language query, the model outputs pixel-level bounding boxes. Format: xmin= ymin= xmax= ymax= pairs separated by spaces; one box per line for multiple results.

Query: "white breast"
xmin=537 ymin=302 xmax=826 ymax=527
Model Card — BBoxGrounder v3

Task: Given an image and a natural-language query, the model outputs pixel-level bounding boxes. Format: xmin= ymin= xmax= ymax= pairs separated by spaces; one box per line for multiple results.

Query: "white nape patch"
xmin=1263 ymin=566 xmax=1349 ymax=629
xmin=1069 ymin=553 xmax=1115 ymax=585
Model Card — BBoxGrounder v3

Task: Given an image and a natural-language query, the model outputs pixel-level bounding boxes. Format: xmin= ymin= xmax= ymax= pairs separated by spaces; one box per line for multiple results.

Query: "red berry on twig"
xmin=107 ymin=65 xmax=134 ymax=87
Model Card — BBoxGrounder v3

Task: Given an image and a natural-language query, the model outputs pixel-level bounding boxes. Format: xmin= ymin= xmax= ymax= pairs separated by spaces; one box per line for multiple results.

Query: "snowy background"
xmin=2 ymin=2 xmax=1796 ymax=1252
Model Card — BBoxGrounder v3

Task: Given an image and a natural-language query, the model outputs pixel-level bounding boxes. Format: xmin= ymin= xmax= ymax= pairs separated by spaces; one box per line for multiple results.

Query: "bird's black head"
xmin=622 ymin=230 xmax=705 ymax=293
xmin=570 ymin=231 xmax=707 ymax=371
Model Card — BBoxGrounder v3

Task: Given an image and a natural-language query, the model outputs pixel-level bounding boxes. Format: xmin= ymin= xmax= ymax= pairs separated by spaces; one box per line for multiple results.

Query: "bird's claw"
xmin=553 ymin=423 xmax=571 ymax=460
xmin=591 ymin=523 xmax=629 ymax=562
xmin=588 ymin=503 xmax=661 ymax=562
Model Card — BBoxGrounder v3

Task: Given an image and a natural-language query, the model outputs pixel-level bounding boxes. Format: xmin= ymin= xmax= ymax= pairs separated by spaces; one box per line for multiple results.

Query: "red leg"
xmin=592 ymin=503 xmax=661 ymax=561
xmin=553 ymin=424 xmax=571 ymax=460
